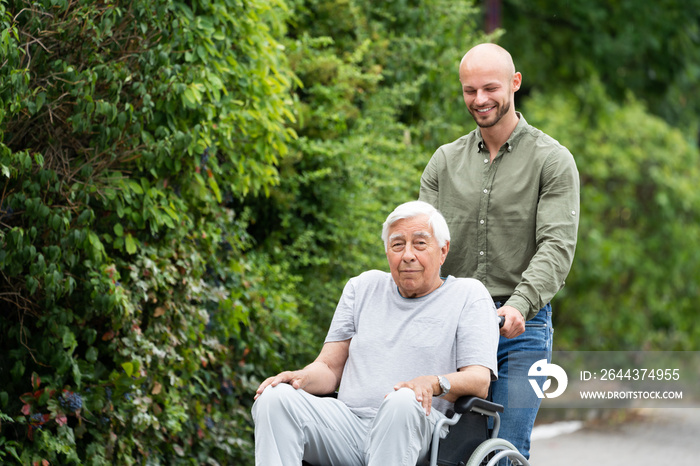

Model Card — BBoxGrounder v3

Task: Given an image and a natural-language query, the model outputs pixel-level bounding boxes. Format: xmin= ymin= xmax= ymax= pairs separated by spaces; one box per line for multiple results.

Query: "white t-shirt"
xmin=325 ymin=270 xmax=499 ymax=418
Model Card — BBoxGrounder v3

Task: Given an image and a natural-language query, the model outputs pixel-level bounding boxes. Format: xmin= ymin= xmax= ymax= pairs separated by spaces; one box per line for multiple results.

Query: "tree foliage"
xmin=522 ymin=80 xmax=700 ymax=351
xmin=1 ymin=0 xmax=298 ymax=463
xmin=2 ymin=0 xmax=700 ymax=463
xmin=245 ymin=0 xmax=491 ymax=335
xmin=499 ymin=0 xmax=700 ymax=137
xmin=496 ymin=1 xmax=700 ymax=350
xmin=0 ymin=0 xmax=486 ymax=463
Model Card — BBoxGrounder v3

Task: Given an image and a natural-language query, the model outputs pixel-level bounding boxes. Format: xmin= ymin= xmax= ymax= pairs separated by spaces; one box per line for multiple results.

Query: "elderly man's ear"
xmin=440 ymin=241 xmax=450 ymax=264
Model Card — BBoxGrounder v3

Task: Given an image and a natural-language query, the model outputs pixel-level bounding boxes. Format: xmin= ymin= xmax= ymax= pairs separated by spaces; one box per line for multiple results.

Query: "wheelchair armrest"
xmin=453 ymin=396 xmax=504 ymax=415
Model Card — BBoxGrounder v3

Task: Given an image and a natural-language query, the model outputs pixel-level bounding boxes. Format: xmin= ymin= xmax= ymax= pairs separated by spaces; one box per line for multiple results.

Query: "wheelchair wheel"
xmin=464 ymin=438 xmax=530 ymax=466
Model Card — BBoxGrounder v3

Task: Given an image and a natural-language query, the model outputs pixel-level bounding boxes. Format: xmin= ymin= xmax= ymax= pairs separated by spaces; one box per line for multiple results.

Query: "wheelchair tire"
xmin=464 ymin=438 xmax=530 ymax=466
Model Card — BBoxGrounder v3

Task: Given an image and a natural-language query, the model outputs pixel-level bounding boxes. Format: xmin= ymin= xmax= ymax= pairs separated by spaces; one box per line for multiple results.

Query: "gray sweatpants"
xmin=252 ymin=384 xmax=448 ymax=465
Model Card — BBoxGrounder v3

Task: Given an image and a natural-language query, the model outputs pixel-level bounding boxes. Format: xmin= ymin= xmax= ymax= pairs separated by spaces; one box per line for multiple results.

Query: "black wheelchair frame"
xmin=419 ymin=395 xmax=530 ymax=466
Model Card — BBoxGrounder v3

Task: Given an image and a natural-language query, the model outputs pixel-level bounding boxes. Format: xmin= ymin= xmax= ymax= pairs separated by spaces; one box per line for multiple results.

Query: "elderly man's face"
xmin=386 ymin=215 xmax=449 ymax=298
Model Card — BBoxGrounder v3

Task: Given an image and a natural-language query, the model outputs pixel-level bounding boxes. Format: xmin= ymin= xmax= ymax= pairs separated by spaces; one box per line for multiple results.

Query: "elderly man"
xmin=252 ymin=200 xmax=499 ymax=466
xmin=420 ymin=43 xmax=580 ymax=460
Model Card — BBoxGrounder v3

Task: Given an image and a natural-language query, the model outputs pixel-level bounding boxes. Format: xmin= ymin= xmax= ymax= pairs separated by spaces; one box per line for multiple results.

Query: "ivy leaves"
xmin=0 ymin=0 xmax=296 ymax=463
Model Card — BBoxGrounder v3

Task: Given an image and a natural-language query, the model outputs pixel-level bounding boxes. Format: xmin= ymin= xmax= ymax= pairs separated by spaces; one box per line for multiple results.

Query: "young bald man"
xmin=419 ymin=43 xmax=580 ymax=460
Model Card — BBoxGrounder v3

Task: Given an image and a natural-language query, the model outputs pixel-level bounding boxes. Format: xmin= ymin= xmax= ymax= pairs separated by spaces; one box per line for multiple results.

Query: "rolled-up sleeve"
xmin=509 ymin=147 xmax=580 ymax=319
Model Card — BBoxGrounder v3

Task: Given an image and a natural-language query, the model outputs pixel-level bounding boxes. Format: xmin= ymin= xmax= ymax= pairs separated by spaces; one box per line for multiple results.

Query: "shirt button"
xmin=479 ymin=251 xmax=485 ymax=256
xmin=483 ymin=189 xmax=488 ymax=194
xmin=480 ymin=219 xmax=485 ymax=224
xmin=484 ymin=158 xmax=488 ymax=164
xmin=572 ymin=210 xmax=576 ymax=215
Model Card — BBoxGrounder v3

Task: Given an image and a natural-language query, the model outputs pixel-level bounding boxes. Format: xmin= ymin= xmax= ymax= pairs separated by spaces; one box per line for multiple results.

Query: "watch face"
xmin=439 ymin=376 xmax=450 ymax=394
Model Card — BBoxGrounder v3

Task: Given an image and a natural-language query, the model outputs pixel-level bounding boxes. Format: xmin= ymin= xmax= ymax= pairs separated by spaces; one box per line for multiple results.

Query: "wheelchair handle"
xmin=498 ymin=315 xmax=505 ymax=328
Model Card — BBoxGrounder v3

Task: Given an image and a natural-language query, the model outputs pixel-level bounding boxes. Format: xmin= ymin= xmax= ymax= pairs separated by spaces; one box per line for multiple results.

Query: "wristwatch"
xmin=436 ymin=375 xmax=450 ymax=398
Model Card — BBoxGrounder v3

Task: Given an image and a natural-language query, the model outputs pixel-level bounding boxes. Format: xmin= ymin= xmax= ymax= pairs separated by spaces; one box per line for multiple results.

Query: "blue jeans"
xmin=489 ymin=303 xmax=553 ymax=460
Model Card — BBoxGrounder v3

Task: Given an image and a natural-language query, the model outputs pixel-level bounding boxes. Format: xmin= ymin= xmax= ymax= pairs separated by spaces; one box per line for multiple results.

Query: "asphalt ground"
xmin=529 ymin=407 xmax=700 ymax=465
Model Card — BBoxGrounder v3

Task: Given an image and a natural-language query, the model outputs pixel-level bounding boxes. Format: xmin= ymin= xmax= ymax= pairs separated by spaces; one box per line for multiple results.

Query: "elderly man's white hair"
xmin=381 ymin=200 xmax=450 ymax=250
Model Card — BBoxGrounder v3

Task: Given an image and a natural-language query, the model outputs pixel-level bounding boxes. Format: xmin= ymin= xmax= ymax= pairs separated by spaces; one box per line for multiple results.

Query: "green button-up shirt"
xmin=419 ymin=113 xmax=580 ymax=320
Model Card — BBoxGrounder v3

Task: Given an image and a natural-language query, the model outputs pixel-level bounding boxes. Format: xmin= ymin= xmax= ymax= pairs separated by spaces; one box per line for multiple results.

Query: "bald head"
xmin=458 ymin=43 xmax=521 ymax=131
xmin=460 ymin=43 xmax=516 ymax=82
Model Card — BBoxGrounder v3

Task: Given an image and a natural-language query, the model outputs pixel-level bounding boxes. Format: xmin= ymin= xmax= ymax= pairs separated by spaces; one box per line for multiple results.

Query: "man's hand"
xmin=498 ymin=305 xmax=525 ymax=338
xmin=392 ymin=375 xmax=438 ymax=415
xmin=254 ymin=340 xmax=351 ymax=401
xmin=254 ymin=370 xmax=309 ymax=400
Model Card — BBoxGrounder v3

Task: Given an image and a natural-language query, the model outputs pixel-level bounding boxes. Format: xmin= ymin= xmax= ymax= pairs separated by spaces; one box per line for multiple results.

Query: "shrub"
xmin=523 ymin=80 xmax=700 ymax=351
xmin=1 ymin=0 xmax=488 ymax=463
xmin=0 ymin=0 xmax=297 ymax=463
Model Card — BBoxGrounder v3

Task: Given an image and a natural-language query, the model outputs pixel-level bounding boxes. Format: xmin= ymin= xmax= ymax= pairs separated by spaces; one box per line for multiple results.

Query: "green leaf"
xmin=121 ymin=362 xmax=134 ymax=378
xmin=36 ymin=92 xmax=46 ymax=113
xmin=26 ymin=276 xmax=39 ymax=295
xmin=125 ymin=233 xmax=137 ymax=254
xmin=88 ymin=231 xmax=102 ymax=249
xmin=86 ymin=346 xmax=98 ymax=363
xmin=164 ymin=205 xmax=179 ymax=222
xmin=72 ymin=362 xmax=82 ymax=388
xmin=208 ymin=176 xmax=222 ymax=203
xmin=127 ymin=179 xmax=143 ymax=195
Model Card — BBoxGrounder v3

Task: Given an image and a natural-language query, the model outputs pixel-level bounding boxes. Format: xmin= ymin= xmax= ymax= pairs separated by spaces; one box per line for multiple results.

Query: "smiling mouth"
xmin=476 ymin=106 xmax=495 ymax=114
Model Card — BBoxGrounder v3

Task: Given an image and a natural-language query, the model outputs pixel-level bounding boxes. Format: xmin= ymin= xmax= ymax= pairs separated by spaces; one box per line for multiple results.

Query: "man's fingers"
xmin=254 ymin=371 xmax=305 ymax=400
xmin=422 ymin=391 xmax=432 ymax=415
xmin=257 ymin=376 xmax=276 ymax=391
xmin=498 ymin=306 xmax=525 ymax=339
xmin=254 ymin=377 xmax=273 ymax=400
xmin=394 ymin=380 xmax=433 ymax=415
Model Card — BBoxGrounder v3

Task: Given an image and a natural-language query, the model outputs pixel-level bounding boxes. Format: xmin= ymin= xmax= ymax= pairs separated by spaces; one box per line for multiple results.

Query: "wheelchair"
xmin=417 ymin=395 xmax=531 ymax=466
xmin=302 ymin=395 xmax=530 ymax=466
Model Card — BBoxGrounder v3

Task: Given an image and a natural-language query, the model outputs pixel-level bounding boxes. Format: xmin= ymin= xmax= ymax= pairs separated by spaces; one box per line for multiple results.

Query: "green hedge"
xmin=0 ymin=0 xmax=486 ymax=463
xmin=0 ymin=0 xmax=299 ymax=463
xmin=9 ymin=0 xmax=697 ymax=464
xmin=523 ymin=80 xmax=700 ymax=351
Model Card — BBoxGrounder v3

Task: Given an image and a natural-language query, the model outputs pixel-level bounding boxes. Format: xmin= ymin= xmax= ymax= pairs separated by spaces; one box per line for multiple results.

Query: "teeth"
xmin=477 ymin=107 xmax=494 ymax=113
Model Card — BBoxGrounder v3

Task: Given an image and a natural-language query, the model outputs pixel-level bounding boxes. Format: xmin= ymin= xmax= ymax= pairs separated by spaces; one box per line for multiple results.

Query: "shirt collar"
xmin=476 ymin=112 xmax=528 ymax=153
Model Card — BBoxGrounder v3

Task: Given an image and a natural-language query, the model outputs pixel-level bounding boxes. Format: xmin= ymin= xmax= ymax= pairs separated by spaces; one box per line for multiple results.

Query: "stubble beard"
xmin=471 ymin=99 xmax=511 ymax=128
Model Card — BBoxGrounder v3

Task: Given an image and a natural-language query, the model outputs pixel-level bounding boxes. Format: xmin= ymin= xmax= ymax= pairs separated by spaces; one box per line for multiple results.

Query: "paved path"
xmin=529 ymin=408 xmax=700 ymax=465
